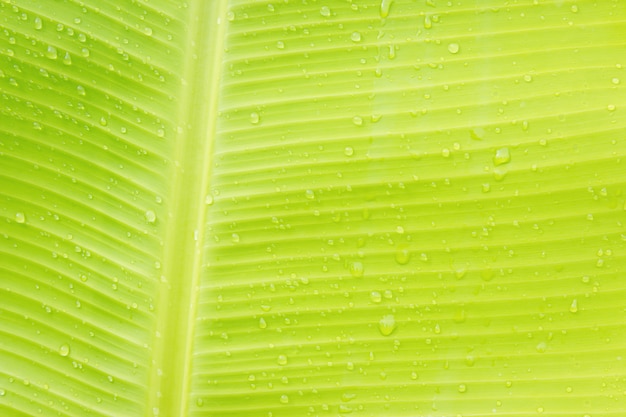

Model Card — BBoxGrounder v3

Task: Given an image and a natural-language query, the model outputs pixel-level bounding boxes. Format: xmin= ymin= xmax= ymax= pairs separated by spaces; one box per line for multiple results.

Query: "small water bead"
xmin=58 ymin=344 xmax=70 ymax=357
xmin=144 ymin=27 xmax=153 ymax=36
xmin=447 ymin=43 xmax=460 ymax=54
xmin=15 ymin=212 xmax=26 ymax=223
xmin=63 ymin=51 xmax=72 ymax=65
xmin=320 ymin=6 xmax=331 ymax=17
xmin=276 ymin=41 xmax=285 ymax=49
xmin=352 ymin=116 xmax=363 ymax=126
xmin=34 ymin=17 xmax=42 ymax=30
xmin=350 ymin=31 xmax=362 ymax=42
xmin=493 ymin=147 xmax=511 ymax=165
xmin=569 ymin=299 xmax=578 ymax=313
xmin=77 ymin=85 xmax=86 ymax=96
xmin=344 ymin=146 xmax=354 ymax=156
xmin=458 ymin=384 xmax=467 ymax=393
xmin=46 ymin=45 xmax=58 ymax=59
xmin=379 ymin=314 xmax=396 ymax=336
xmin=380 ymin=0 xmax=393 ymax=18
xmin=612 ymin=77 xmax=620 ymax=85
xmin=349 ymin=261 xmax=364 ymax=277
xmin=277 ymin=354 xmax=288 ymax=366
xmin=249 ymin=112 xmax=260 ymax=124
xmin=279 ymin=394 xmax=289 ymax=404
xmin=259 ymin=318 xmax=267 ymax=329
xmin=145 ymin=210 xmax=156 ymax=224
xmin=305 ymin=189 xmax=315 ymax=200
xmin=80 ymin=47 xmax=90 ymax=57
xmin=99 ymin=117 xmax=108 ymax=126
xmin=370 ymin=291 xmax=382 ymax=303
xmin=395 ymin=248 xmax=410 ymax=265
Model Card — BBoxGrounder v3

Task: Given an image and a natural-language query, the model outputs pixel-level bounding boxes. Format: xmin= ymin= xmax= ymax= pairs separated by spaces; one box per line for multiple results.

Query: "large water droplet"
xmin=34 ymin=17 xmax=43 ymax=30
xmin=349 ymin=261 xmax=364 ymax=277
xmin=447 ymin=43 xmax=460 ymax=54
xmin=46 ymin=45 xmax=58 ymax=59
xmin=58 ymin=344 xmax=70 ymax=357
xmin=380 ymin=0 xmax=393 ymax=18
xmin=378 ymin=314 xmax=396 ymax=336
xmin=493 ymin=147 xmax=511 ymax=166
xmin=145 ymin=210 xmax=156 ymax=224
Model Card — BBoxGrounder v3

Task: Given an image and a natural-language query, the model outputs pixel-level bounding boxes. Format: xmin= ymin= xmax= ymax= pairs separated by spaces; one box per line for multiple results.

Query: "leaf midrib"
xmin=147 ymin=2 xmax=228 ymax=416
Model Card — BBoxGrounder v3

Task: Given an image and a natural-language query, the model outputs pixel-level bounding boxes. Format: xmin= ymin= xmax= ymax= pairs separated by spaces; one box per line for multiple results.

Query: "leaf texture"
xmin=1 ymin=1 xmax=625 ymax=417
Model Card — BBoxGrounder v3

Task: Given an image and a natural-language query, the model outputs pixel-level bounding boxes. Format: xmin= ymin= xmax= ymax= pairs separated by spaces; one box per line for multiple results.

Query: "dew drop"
xmin=145 ymin=210 xmax=156 ymax=224
xmin=46 ymin=45 xmax=58 ymax=59
xmin=320 ymin=6 xmax=331 ymax=17
xmin=279 ymin=394 xmax=289 ymax=404
xmin=259 ymin=317 xmax=267 ymax=329
xmin=0 ymin=388 xmax=5 ymax=396
xmin=380 ymin=0 xmax=393 ymax=18
xmin=277 ymin=354 xmax=288 ymax=366
xmin=569 ymin=299 xmax=578 ymax=313
xmin=378 ymin=314 xmax=396 ymax=336
xmin=205 ymin=195 xmax=214 ymax=205
xmin=344 ymin=146 xmax=354 ymax=156
xmin=276 ymin=40 xmax=285 ymax=49
xmin=352 ymin=116 xmax=363 ymax=126
xmin=81 ymin=47 xmax=90 ymax=57
xmin=249 ymin=112 xmax=260 ymax=124
xmin=34 ymin=17 xmax=43 ymax=30
xmin=144 ymin=27 xmax=153 ymax=36
xmin=305 ymin=189 xmax=315 ymax=200
xmin=99 ymin=117 xmax=108 ymax=126
xmin=370 ymin=291 xmax=382 ymax=303
xmin=395 ymin=248 xmax=410 ymax=265
xmin=470 ymin=127 xmax=485 ymax=140
xmin=58 ymin=344 xmax=70 ymax=357
xmin=15 ymin=212 xmax=26 ymax=224
xmin=611 ymin=77 xmax=620 ymax=85
xmin=458 ymin=384 xmax=467 ymax=393
xmin=350 ymin=31 xmax=362 ymax=42
xmin=349 ymin=261 xmax=364 ymax=277
xmin=493 ymin=147 xmax=511 ymax=166
xmin=447 ymin=43 xmax=460 ymax=54
xmin=77 ymin=85 xmax=86 ymax=96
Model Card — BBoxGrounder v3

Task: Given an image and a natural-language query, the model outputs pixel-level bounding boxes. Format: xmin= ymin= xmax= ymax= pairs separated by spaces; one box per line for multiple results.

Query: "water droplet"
xmin=249 ymin=112 xmax=260 ymax=124
xmin=196 ymin=398 xmax=204 ymax=407
xmin=34 ymin=17 xmax=42 ymax=30
xmin=320 ymin=6 xmax=331 ymax=17
xmin=145 ymin=210 xmax=156 ymax=224
xmin=259 ymin=318 xmax=267 ymax=329
xmin=0 ymin=388 xmax=5 ymax=396
xmin=59 ymin=344 xmax=70 ymax=357
xmin=380 ymin=0 xmax=393 ymax=18
xmin=350 ymin=31 xmax=362 ymax=42
xmin=395 ymin=248 xmax=410 ymax=265
xmin=352 ymin=116 xmax=363 ymax=126
xmin=62 ymin=51 xmax=72 ymax=65
xmin=424 ymin=15 xmax=432 ymax=29
xmin=77 ymin=85 xmax=86 ymax=96
xmin=99 ymin=117 xmax=108 ymax=126
xmin=276 ymin=40 xmax=285 ymax=49
xmin=46 ymin=45 xmax=58 ymax=59
xmin=611 ymin=77 xmax=620 ymax=85
xmin=344 ymin=146 xmax=354 ymax=156
xmin=231 ymin=233 xmax=240 ymax=243
xmin=470 ymin=127 xmax=485 ymax=140
xmin=279 ymin=394 xmax=289 ymax=404
xmin=370 ymin=291 xmax=382 ymax=303
xmin=349 ymin=261 xmax=364 ymax=277
xmin=305 ymin=189 xmax=315 ymax=200
xmin=523 ymin=74 xmax=533 ymax=83
xmin=205 ymin=195 xmax=214 ymax=205
xmin=447 ymin=43 xmax=460 ymax=54
xmin=493 ymin=147 xmax=511 ymax=166
xmin=607 ymin=104 xmax=616 ymax=112
xmin=277 ymin=354 xmax=288 ymax=366
xmin=144 ymin=27 xmax=153 ymax=36
xmin=569 ymin=299 xmax=578 ymax=313
xmin=80 ymin=47 xmax=90 ymax=57
xmin=458 ymin=384 xmax=467 ymax=393
xmin=536 ymin=341 xmax=547 ymax=353
xmin=378 ymin=314 xmax=396 ymax=336
xmin=15 ymin=212 xmax=26 ymax=224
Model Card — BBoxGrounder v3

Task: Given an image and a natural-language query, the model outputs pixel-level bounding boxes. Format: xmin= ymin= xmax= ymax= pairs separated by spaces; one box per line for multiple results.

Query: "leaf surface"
xmin=1 ymin=1 xmax=625 ymax=416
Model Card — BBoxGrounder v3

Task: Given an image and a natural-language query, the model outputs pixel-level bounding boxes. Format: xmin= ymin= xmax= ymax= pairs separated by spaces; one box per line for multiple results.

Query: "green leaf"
xmin=1 ymin=1 xmax=625 ymax=416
